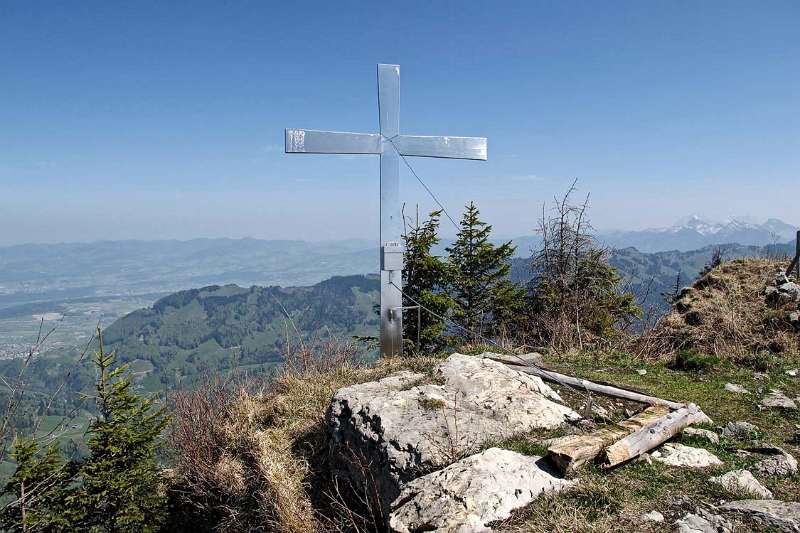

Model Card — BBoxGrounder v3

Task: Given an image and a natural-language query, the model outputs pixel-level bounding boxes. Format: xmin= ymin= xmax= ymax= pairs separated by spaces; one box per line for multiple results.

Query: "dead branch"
xmin=489 ymin=356 xmax=685 ymax=409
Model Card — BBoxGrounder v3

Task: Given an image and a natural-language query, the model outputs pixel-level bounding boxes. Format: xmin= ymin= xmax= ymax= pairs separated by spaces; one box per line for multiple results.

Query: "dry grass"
xmin=640 ymin=258 xmax=800 ymax=360
xmin=167 ymin=338 xmax=442 ymax=532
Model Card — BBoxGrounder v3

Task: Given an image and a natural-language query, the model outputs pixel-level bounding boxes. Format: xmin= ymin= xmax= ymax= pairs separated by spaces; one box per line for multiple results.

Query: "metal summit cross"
xmin=284 ymin=64 xmax=487 ymax=357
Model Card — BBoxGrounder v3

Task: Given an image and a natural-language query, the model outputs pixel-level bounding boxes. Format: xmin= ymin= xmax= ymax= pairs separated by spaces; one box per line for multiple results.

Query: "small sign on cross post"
xmin=284 ymin=64 xmax=488 ymax=357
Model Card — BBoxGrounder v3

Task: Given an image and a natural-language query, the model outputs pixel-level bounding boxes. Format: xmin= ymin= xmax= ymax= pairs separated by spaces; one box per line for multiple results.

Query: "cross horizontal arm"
xmin=392 ymin=135 xmax=487 ymax=160
xmin=285 ymin=128 xmax=382 ymax=154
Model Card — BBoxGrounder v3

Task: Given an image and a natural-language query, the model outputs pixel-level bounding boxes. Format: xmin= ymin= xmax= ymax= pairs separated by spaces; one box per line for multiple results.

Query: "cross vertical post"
xmin=284 ymin=64 xmax=487 ymax=357
xmin=378 ymin=64 xmax=403 ymax=357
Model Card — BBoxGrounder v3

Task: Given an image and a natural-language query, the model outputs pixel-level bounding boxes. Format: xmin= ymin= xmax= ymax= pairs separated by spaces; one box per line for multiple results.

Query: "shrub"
xmin=528 ymin=181 xmax=641 ymax=351
xmin=738 ymin=351 xmax=776 ymax=372
xmin=166 ymin=339 xmax=442 ymax=532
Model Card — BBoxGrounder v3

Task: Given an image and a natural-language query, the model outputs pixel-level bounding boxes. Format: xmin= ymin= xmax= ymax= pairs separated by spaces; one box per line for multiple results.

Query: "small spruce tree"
xmin=64 ymin=328 xmax=169 ymax=531
xmin=402 ymin=209 xmax=453 ymax=353
xmin=699 ymin=246 xmax=724 ymax=277
xmin=446 ymin=202 xmax=525 ymax=340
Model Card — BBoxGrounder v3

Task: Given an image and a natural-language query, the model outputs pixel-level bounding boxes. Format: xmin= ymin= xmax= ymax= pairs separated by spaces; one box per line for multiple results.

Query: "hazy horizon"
xmin=0 ymin=212 xmax=796 ymax=248
xmin=2 ymin=2 xmax=798 ymax=246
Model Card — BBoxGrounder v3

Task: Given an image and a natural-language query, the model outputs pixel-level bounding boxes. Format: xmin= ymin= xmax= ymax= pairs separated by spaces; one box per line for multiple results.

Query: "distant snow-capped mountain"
xmin=600 ymin=216 xmax=798 ymax=253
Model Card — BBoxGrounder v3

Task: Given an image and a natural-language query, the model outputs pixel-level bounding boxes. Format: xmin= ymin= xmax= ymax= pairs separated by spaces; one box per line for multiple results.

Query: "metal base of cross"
xmin=380 ymin=270 xmax=403 ymax=357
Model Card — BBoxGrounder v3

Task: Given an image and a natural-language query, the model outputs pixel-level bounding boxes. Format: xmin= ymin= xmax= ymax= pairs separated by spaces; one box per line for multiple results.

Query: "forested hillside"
xmin=104 ymin=274 xmax=379 ymax=388
xmin=0 ymin=275 xmax=379 ymax=455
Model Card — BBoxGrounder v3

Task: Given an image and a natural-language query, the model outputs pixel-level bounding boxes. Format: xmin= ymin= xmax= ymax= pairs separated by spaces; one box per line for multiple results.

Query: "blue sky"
xmin=1 ymin=1 xmax=798 ymax=244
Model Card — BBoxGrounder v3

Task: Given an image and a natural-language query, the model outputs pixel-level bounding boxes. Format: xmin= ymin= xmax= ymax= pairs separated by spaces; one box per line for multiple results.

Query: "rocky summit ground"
xmin=653 ymin=258 xmax=800 ymax=358
xmin=178 ymin=346 xmax=799 ymax=532
xmin=503 ymin=350 xmax=800 ymax=533
xmin=324 ymin=351 xmax=800 ymax=532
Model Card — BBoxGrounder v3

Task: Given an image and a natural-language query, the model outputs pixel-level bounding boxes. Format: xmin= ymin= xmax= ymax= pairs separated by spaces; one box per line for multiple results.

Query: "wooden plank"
xmin=547 ymin=405 xmax=670 ymax=474
xmin=490 ymin=359 xmax=685 ymax=410
xmin=602 ymin=404 xmax=711 ymax=468
xmin=483 ymin=352 xmax=543 ymax=367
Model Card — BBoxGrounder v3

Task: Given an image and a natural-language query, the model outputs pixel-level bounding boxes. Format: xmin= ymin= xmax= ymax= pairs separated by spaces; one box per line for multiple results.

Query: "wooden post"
xmin=794 ymin=230 xmax=800 ymax=281
xmin=788 ymin=230 xmax=800 ymax=279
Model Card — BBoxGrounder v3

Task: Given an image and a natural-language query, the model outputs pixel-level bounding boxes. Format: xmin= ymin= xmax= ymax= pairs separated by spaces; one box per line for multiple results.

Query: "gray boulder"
xmin=640 ymin=510 xmax=665 ymax=523
xmin=710 ymin=469 xmax=773 ymax=499
xmin=328 ymin=353 xmax=578 ymax=507
xmin=388 ymin=448 xmax=573 ymax=532
xmin=760 ymin=389 xmax=798 ymax=410
xmin=652 ymin=443 xmax=723 ymax=468
xmin=683 ymin=427 xmax=720 ymax=444
xmin=720 ymin=500 xmax=800 ymax=532
xmin=675 ymin=511 xmax=732 ymax=533
xmin=722 ymin=421 xmax=760 ymax=440
xmin=751 ymin=446 xmax=798 ymax=477
xmin=724 ymin=383 xmax=750 ymax=394
xmin=779 ymin=282 xmax=800 ymax=302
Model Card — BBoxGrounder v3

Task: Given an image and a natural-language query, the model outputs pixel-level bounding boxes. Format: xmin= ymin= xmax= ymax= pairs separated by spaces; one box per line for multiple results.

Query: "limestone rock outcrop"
xmin=720 ymin=500 xmax=800 ymax=532
xmin=760 ymin=389 xmax=798 ymax=410
xmin=710 ymin=469 xmax=773 ymax=499
xmin=327 ymin=353 xmax=579 ymax=507
xmin=388 ymin=448 xmax=574 ymax=533
xmin=752 ymin=446 xmax=798 ymax=477
xmin=651 ymin=443 xmax=723 ymax=468
xmin=766 ymin=271 xmax=800 ymax=308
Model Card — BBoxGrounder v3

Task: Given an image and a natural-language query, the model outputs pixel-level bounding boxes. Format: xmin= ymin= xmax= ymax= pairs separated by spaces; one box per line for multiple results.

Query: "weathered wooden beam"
xmin=602 ymin=404 xmax=711 ymax=468
xmin=786 ymin=230 xmax=800 ymax=278
xmin=547 ymin=405 xmax=670 ymax=474
xmin=787 ymin=256 xmax=799 ymax=278
xmin=489 ymin=358 xmax=685 ymax=410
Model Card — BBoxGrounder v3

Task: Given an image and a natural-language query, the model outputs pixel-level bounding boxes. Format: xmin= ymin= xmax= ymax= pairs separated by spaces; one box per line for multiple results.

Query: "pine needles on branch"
xmin=446 ymin=202 xmax=526 ymax=342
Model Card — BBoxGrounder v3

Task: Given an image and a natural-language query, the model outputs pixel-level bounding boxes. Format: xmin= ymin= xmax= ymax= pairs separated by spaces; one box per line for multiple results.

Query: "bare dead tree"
xmin=0 ymin=319 xmax=95 ymax=462
xmin=529 ymin=180 xmax=640 ymax=352
xmin=0 ymin=323 xmax=101 ymax=530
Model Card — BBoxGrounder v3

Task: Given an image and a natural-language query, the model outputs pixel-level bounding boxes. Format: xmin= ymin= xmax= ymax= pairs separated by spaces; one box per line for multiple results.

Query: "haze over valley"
xmin=1 ymin=215 xmax=796 ymax=362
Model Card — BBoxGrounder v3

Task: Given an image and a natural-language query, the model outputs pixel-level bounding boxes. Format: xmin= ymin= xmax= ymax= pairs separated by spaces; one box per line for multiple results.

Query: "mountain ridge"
xmin=599 ymin=216 xmax=798 ymax=253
